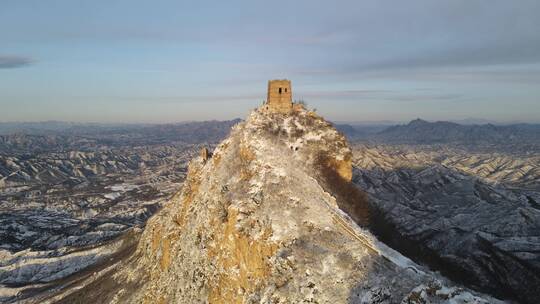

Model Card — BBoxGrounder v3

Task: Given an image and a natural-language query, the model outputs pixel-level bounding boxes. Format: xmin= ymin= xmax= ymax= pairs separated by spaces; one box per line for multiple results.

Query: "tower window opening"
xmin=279 ymin=88 xmax=282 ymax=94
xmin=285 ymin=88 xmax=287 ymax=92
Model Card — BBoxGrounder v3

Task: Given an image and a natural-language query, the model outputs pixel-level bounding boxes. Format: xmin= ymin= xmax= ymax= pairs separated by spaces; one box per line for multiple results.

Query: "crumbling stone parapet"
xmin=200 ymin=147 xmax=211 ymax=162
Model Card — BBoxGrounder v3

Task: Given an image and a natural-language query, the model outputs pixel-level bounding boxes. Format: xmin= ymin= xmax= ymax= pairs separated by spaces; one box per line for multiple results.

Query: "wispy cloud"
xmin=0 ymin=55 xmax=33 ymax=69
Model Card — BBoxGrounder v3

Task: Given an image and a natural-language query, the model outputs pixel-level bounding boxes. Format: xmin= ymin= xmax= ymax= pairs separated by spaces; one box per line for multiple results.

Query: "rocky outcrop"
xmin=200 ymin=147 xmax=211 ymax=162
xmin=14 ymin=109 xmax=504 ymax=304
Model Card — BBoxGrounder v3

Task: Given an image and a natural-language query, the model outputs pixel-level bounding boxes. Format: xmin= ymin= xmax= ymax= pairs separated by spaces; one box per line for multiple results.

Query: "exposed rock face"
xmin=200 ymin=147 xmax=211 ymax=162
xmin=21 ymin=109 xmax=504 ymax=304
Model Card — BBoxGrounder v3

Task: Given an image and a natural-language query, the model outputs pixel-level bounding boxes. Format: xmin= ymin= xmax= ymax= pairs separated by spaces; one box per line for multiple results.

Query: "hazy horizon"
xmin=2 ymin=0 xmax=540 ymax=123
xmin=1 ymin=117 xmax=539 ymax=127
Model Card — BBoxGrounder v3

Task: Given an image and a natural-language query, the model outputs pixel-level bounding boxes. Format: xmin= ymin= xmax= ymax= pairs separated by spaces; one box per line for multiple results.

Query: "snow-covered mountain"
xmin=2 ymin=108 xmax=506 ymax=303
xmin=353 ymin=144 xmax=540 ymax=303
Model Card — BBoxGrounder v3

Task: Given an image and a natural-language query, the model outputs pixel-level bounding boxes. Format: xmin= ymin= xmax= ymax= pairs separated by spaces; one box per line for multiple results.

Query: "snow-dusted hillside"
xmin=6 ymin=108 xmax=506 ymax=304
xmin=353 ymin=144 xmax=540 ymax=303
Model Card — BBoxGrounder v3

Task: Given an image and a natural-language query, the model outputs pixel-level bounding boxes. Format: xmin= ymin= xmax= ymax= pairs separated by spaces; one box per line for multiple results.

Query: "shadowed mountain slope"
xmin=352 ymin=145 xmax=540 ymax=303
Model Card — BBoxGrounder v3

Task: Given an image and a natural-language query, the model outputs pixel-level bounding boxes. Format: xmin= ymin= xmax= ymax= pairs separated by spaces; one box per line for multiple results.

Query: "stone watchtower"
xmin=265 ymin=79 xmax=293 ymax=113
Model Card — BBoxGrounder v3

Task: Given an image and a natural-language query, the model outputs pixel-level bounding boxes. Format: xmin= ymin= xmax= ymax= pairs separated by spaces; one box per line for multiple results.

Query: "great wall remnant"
xmin=264 ymin=79 xmax=298 ymax=114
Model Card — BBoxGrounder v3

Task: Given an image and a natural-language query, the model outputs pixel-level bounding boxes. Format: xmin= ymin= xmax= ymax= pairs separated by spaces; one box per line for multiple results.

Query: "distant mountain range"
xmin=3 ymin=118 xmax=540 ymax=150
xmin=0 ymin=119 xmax=241 ymax=154
xmin=376 ymin=118 xmax=540 ymax=144
xmin=336 ymin=119 xmax=540 ymax=145
xmin=0 ymin=120 xmax=242 ymax=136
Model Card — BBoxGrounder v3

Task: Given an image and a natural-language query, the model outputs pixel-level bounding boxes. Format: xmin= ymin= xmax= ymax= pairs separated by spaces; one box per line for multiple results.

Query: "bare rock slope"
xmin=23 ymin=109 xmax=503 ymax=303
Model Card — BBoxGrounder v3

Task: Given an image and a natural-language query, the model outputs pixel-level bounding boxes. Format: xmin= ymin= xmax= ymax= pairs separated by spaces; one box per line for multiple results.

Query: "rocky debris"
xmin=352 ymin=144 xmax=540 ymax=304
xmin=13 ymin=108 xmax=505 ymax=304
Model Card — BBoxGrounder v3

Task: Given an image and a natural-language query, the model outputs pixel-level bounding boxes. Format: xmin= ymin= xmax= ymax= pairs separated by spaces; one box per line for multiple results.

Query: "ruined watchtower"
xmin=265 ymin=79 xmax=293 ymax=113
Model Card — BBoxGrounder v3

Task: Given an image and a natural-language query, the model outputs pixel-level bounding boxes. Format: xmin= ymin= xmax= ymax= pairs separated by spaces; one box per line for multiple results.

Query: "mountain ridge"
xmin=375 ymin=119 xmax=540 ymax=144
xmin=7 ymin=108 xmax=506 ymax=304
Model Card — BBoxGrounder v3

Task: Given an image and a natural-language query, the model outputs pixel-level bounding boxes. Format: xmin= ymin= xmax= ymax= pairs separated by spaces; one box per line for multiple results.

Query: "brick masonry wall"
xmin=266 ymin=79 xmax=292 ymax=113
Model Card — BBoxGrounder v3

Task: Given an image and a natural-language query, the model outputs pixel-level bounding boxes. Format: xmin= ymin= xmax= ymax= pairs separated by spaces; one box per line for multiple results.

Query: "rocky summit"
xmin=15 ymin=108 xmax=505 ymax=304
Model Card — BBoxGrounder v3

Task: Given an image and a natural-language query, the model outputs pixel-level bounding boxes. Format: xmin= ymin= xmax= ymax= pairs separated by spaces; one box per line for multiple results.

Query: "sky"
xmin=1 ymin=0 xmax=539 ymax=123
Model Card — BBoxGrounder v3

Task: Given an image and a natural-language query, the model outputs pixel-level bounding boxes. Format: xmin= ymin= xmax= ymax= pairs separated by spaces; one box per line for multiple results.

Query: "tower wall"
xmin=266 ymin=79 xmax=292 ymax=113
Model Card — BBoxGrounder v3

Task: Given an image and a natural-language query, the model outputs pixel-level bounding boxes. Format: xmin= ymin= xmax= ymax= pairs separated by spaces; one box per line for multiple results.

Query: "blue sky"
xmin=1 ymin=0 xmax=539 ymax=123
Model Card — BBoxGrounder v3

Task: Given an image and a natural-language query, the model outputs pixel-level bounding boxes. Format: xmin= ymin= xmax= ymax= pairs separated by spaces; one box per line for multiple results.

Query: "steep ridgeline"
xmin=24 ymin=109 xmax=503 ymax=304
